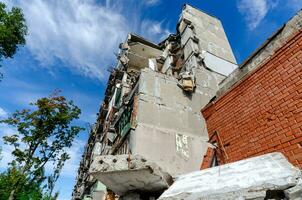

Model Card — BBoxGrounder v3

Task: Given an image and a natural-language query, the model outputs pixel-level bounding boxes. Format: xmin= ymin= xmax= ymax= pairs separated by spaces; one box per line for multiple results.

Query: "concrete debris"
xmin=119 ymin=54 xmax=129 ymax=66
xmin=159 ymin=153 xmax=302 ymax=200
xmin=178 ymin=72 xmax=195 ymax=92
xmin=285 ymin=179 xmax=302 ymax=200
xmin=148 ymin=58 xmax=157 ymax=71
xmin=161 ymin=55 xmax=173 ymax=74
xmin=89 ymin=154 xmax=172 ymax=196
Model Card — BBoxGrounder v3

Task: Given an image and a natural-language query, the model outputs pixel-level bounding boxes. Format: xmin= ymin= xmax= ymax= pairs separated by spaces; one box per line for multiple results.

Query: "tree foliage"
xmin=0 ymin=93 xmax=84 ymax=198
xmin=0 ymin=2 xmax=27 ymax=59
xmin=0 ymin=166 xmax=43 ymax=200
xmin=0 ymin=2 xmax=27 ymax=79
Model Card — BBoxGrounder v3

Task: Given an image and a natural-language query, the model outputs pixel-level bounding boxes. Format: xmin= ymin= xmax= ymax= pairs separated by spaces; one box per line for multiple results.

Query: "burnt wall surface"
xmin=201 ymin=29 xmax=302 ymax=169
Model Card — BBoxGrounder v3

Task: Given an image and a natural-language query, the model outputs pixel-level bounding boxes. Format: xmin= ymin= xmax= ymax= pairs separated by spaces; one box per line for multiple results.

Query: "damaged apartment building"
xmin=73 ymin=4 xmax=302 ymax=200
xmin=72 ymin=4 xmax=238 ymax=199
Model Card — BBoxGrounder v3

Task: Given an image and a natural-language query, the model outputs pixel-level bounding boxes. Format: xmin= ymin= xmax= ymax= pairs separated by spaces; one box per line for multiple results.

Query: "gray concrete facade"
xmin=129 ymin=67 xmax=224 ymax=177
xmin=179 ymin=5 xmax=237 ymax=64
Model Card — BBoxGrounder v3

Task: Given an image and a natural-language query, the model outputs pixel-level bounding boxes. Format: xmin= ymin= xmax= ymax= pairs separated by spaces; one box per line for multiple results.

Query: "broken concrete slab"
xmin=159 ymin=153 xmax=301 ymax=200
xmin=285 ymin=179 xmax=302 ymax=200
xmin=89 ymin=154 xmax=172 ymax=196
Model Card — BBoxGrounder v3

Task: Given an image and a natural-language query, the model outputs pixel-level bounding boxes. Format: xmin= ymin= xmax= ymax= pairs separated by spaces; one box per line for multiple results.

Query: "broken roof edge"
xmin=216 ymin=9 xmax=302 ymax=98
xmin=181 ymin=3 xmax=222 ymax=22
xmin=158 ymin=34 xmax=179 ymax=48
xmin=175 ymin=4 xmax=223 ymax=36
xmin=127 ymin=33 xmax=164 ymax=50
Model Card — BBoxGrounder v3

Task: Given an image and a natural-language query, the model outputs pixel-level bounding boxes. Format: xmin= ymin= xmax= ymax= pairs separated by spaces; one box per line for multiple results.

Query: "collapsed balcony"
xmin=89 ymin=154 xmax=173 ymax=198
xmin=123 ymin=34 xmax=163 ymax=73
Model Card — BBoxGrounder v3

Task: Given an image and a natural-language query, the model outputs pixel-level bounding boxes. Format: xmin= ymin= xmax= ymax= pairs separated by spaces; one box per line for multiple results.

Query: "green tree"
xmin=0 ymin=166 xmax=43 ymax=200
xmin=1 ymin=93 xmax=84 ymax=199
xmin=0 ymin=2 xmax=27 ymax=79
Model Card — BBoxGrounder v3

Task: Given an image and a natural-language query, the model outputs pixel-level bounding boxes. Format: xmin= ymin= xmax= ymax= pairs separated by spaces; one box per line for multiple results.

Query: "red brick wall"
xmin=201 ymin=30 xmax=302 ymax=168
xmin=200 ymin=146 xmax=215 ymax=169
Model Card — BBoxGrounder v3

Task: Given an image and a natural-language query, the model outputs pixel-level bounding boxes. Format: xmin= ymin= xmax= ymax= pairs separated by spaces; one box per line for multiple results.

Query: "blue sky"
xmin=0 ymin=0 xmax=301 ymax=199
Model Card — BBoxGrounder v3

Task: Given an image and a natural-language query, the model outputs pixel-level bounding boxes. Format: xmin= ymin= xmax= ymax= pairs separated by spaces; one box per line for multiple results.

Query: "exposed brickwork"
xmin=201 ymin=30 xmax=302 ymax=169
xmin=200 ymin=131 xmax=229 ymax=169
xmin=200 ymin=147 xmax=215 ymax=169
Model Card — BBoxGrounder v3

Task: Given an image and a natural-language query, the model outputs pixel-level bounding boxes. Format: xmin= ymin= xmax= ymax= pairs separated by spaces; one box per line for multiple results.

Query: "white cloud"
xmin=4 ymin=0 xmax=170 ymax=80
xmin=0 ymin=107 xmax=8 ymax=119
xmin=0 ymin=124 xmax=17 ymax=169
xmin=141 ymin=20 xmax=171 ymax=42
xmin=237 ymin=0 xmax=278 ymax=29
xmin=145 ymin=0 xmax=160 ymax=6
xmin=44 ymin=139 xmax=85 ymax=178
xmin=0 ymin=143 xmax=14 ymax=169
xmin=17 ymin=0 xmax=128 ymax=80
xmin=60 ymin=139 xmax=86 ymax=177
